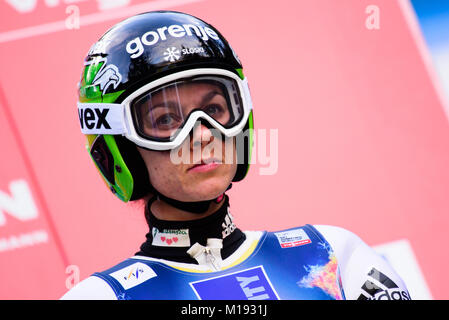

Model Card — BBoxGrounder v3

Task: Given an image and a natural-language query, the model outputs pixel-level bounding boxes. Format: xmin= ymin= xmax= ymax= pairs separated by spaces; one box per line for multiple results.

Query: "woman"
xmin=63 ymin=11 xmax=410 ymax=300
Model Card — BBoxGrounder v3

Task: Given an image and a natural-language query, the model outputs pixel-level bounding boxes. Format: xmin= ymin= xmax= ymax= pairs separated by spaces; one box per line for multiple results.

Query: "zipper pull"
xmin=205 ymin=247 xmax=221 ymax=271
xmin=187 ymin=238 xmax=223 ymax=271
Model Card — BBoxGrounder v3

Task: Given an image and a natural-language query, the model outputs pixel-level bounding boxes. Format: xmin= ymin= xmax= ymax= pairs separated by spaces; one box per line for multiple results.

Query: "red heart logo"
xmin=160 ymin=237 xmax=166 ymax=242
xmin=173 ymin=237 xmax=178 ymax=242
xmin=166 ymin=238 xmax=173 ymax=245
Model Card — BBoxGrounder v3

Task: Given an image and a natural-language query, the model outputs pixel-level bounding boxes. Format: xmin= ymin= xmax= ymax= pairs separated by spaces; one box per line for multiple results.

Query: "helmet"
xmin=77 ymin=11 xmax=254 ymax=203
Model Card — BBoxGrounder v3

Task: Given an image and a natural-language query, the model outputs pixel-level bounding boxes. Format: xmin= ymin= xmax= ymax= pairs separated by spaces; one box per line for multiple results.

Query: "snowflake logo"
xmin=163 ymin=47 xmax=181 ymax=62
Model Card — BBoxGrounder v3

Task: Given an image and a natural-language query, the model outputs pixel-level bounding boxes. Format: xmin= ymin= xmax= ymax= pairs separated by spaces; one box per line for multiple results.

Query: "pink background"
xmin=0 ymin=0 xmax=447 ymax=299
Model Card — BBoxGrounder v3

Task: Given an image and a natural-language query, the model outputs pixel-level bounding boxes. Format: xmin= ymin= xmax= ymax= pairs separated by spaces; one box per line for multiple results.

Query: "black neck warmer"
xmin=152 ymin=183 xmax=233 ymax=214
xmin=135 ymin=194 xmax=246 ymax=264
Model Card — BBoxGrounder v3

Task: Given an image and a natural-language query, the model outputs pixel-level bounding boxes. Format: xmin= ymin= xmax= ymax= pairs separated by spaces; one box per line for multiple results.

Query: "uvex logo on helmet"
xmin=78 ymin=107 xmax=111 ymax=130
xmin=126 ymin=24 xmax=219 ymax=59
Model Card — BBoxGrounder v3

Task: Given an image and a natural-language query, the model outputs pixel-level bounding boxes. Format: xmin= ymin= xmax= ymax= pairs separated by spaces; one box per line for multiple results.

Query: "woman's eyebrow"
xmin=199 ymin=90 xmax=224 ymax=106
xmin=148 ymin=90 xmax=224 ymax=111
xmin=148 ymin=100 xmax=180 ymax=111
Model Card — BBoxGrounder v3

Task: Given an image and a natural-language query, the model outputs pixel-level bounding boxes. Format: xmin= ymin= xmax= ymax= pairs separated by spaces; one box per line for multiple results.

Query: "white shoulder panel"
xmin=60 ymin=275 xmax=117 ymax=300
xmin=314 ymin=225 xmax=410 ymax=300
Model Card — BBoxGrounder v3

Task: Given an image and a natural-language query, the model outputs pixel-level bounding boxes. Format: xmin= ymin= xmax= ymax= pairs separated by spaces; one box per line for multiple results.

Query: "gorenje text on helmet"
xmin=126 ymin=24 xmax=220 ymax=59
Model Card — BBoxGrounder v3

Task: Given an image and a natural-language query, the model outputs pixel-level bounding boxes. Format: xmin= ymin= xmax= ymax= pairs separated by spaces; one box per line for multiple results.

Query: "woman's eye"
xmin=204 ymin=104 xmax=224 ymax=116
xmin=156 ymin=113 xmax=179 ymax=127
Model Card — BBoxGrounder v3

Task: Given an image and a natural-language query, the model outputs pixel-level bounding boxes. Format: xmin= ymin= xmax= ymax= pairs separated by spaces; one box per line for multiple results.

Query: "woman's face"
xmin=137 ymin=82 xmax=237 ymax=202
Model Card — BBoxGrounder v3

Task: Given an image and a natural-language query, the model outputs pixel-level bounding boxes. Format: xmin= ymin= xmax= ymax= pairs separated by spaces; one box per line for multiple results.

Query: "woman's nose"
xmin=191 ymin=121 xmax=213 ymax=148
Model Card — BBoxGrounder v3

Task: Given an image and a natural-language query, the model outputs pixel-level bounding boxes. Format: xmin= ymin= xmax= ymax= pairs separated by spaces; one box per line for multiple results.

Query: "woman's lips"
xmin=188 ymin=159 xmax=221 ymax=173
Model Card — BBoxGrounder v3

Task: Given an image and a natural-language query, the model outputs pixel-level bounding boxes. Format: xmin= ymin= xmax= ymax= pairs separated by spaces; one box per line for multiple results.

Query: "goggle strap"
xmin=241 ymin=77 xmax=253 ymax=111
xmin=78 ymin=102 xmax=127 ymax=135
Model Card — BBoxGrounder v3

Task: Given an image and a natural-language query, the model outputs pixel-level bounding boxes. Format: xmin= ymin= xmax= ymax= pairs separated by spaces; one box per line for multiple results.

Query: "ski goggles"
xmin=78 ymin=68 xmax=253 ymax=150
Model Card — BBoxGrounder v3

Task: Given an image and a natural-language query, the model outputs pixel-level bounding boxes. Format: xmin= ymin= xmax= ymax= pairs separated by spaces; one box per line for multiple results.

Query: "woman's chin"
xmin=182 ymin=179 xmax=232 ymax=202
xmin=180 ymin=165 xmax=235 ymax=200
